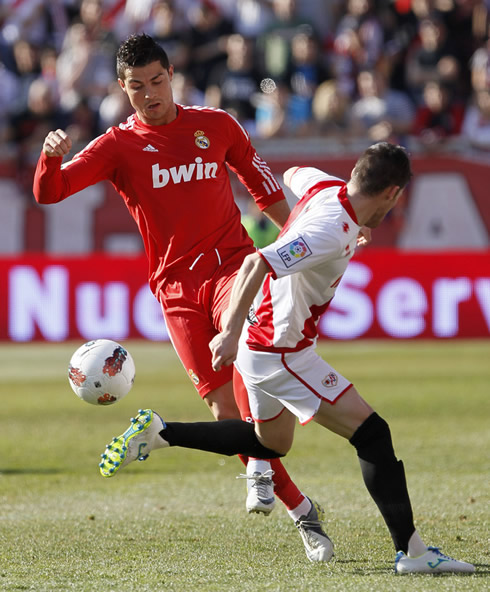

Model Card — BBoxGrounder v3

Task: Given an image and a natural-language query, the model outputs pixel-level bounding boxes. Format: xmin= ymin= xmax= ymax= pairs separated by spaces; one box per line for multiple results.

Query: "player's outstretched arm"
xmin=210 ymin=252 xmax=268 ymax=372
xmin=263 ymin=198 xmax=291 ymax=229
xmin=35 ymin=128 xmax=112 ymax=205
xmin=42 ymin=129 xmax=72 ymax=158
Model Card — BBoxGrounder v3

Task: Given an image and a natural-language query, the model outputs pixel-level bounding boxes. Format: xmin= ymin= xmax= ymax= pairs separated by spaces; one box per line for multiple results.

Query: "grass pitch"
xmin=1 ymin=340 xmax=489 ymax=591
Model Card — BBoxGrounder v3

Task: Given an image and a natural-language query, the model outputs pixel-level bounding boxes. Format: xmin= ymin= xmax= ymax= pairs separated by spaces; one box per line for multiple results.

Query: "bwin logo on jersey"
xmin=152 ymin=157 xmax=218 ymax=188
xmin=277 ymin=236 xmax=312 ymax=268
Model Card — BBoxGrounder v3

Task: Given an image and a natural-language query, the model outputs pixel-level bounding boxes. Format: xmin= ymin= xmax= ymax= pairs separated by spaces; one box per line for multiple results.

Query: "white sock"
xmin=154 ymin=414 xmax=170 ymax=448
xmin=247 ymin=459 xmax=272 ymax=476
xmin=287 ymin=495 xmax=312 ymax=522
xmin=154 ymin=434 xmax=169 ymax=449
xmin=407 ymin=531 xmax=428 ymax=557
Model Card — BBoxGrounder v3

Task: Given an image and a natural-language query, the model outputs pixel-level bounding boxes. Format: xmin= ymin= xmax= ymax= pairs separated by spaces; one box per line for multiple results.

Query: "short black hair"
xmin=352 ymin=142 xmax=412 ymax=195
xmin=116 ymin=34 xmax=170 ymax=80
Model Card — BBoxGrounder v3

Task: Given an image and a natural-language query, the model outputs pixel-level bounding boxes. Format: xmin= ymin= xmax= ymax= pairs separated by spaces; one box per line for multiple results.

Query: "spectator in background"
xmin=286 ymin=29 xmax=331 ymax=135
xmin=205 ymin=33 xmax=261 ymax=133
xmin=7 ymin=77 xmax=67 ymax=160
xmin=470 ymin=22 xmax=490 ymax=93
xmin=38 ymin=46 xmax=60 ymax=104
xmin=226 ymin=0 xmax=274 ymax=39
xmin=440 ymin=0 xmax=484 ymax=99
xmin=412 ymin=80 xmax=464 ymax=149
xmin=461 ymin=89 xmax=490 ymax=151
xmin=186 ymin=0 xmax=234 ymax=93
xmin=410 ymin=0 xmax=434 ymax=21
xmin=109 ymin=0 xmax=158 ymax=42
xmin=66 ymin=96 xmax=99 ymax=144
xmin=311 ymin=79 xmax=352 ymax=139
xmin=56 ymin=23 xmax=95 ymax=110
xmin=404 ymin=14 xmax=461 ymax=105
xmin=57 ymin=0 xmax=117 ymax=112
xmin=149 ymin=0 xmax=190 ymax=73
xmin=0 ymin=58 xmax=20 ymax=142
xmin=171 ymin=71 xmax=205 ymax=106
xmin=331 ymin=0 xmax=384 ymax=97
xmin=256 ymin=0 xmax=317 ymax=85
xmin=11 ymin=40 xmax=39 ymax=114
xmin=79 ymin=0 xmax=118 ymax=47
xmin=98 ymin=79 xmax=133 ymax=131
xmin=378 ymin=1 xmax=421 ymax=96
xmin=349 ymin=68 xmax=415 ymax=144
xmin=0 ymin=0 xmax=67 ymax=49
xmin=254 ymin=80 xmax=289 ymax=138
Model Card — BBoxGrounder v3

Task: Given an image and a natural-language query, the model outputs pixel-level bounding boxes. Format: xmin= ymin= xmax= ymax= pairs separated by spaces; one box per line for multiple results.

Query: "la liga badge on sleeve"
xmin=277 ymin=237 xmax=312 ymax=268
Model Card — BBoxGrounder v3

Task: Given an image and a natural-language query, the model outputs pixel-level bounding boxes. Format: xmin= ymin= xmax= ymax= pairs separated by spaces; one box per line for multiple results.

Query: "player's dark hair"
xmin=352 ymin=142 xmax=412 ymax=196
xmin=116 ymin=34 xmax=170 ymax=80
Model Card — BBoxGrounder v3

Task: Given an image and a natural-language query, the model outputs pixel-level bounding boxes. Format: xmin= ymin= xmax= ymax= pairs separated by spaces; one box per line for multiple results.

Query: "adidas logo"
xmin=143 ymin=144 xmax=159 ymax=152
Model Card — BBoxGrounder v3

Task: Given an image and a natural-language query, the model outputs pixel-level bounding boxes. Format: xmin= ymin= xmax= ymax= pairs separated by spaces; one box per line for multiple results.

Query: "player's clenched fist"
xmin=43 ymin=129 xmax=72 ymax=157
xmin=209 ymin=331 xmax=238 ymax=372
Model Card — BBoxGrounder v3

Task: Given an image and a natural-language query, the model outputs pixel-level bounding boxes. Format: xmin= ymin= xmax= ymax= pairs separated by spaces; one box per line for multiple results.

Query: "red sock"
xmin=269 ymin=458 xmax=305 ymax=510
xmin=233 ymin=370 xmax=305 ymax=511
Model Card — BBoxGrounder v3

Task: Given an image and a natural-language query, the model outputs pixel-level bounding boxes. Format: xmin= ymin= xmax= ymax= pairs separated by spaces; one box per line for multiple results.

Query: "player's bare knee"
xmin=256 ymin=432 xmax=291 ymax=456
xmin=210 ymin=404 xmax=241 ymax=421
xmin=204 ymin=389 xmax=240 ymax=421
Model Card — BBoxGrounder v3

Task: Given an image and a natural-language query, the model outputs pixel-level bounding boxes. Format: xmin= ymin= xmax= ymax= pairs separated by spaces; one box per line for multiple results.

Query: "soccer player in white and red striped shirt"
xmin=101 ymin=143 xmax=474 ymax=572
xmin=33 ymin=33 xmax=328 ymax=560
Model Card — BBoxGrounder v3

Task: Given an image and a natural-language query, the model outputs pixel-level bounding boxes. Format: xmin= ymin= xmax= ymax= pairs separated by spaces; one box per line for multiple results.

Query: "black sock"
xmin=160 ymin=419 xmax=284 ymax=458
xmin=350 ymin=412 xmax=415 ymax=553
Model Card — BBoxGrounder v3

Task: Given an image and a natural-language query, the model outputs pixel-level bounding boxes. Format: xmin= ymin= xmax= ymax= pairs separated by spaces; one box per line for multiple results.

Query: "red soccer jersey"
xmin=33 ymin=105 xmax=284 ymax=295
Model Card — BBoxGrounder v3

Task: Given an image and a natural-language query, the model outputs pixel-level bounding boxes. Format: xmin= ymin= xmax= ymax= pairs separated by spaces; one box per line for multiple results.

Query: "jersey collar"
xmin=338 ymin=184 xmax=358 ymax=224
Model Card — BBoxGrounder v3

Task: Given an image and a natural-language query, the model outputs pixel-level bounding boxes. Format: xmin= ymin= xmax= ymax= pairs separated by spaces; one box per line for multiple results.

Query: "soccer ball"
xmin=68 ymin=339 xmax=135 ymax=405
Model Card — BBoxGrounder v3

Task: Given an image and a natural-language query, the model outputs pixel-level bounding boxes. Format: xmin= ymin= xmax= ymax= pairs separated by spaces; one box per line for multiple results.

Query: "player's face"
xmin=364 ymin=187 xmax=403 ymax=228
xmin=119 ymin=61 xmax=176 ymax=125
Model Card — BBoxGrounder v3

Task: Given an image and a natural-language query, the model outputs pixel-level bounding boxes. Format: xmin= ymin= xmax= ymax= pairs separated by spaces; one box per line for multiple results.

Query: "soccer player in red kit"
xmin=33 ymin=34 xmax=332 ymax=560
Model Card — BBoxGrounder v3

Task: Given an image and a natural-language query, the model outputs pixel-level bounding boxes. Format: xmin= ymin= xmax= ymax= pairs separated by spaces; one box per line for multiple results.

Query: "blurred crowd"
xmin=1 ymin=0 xmax=490 ymax=164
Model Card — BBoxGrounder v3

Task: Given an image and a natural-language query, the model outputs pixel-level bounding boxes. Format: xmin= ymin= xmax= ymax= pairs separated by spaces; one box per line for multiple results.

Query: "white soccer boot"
xmin=295 ymin=498 xmax=334 ymax=562
xmin=395 ymin=546 xmax=475 ymax=574
xmin=238 ymin=469 xmax=276 ymax=515
xmin=99 ymin=409 xmax=167 ymax=477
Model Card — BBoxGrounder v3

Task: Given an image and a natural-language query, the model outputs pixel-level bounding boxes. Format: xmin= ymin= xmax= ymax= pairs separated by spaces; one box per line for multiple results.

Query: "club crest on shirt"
xmin=322 ymin=372 xmax=338 ymax=388
xmin=194 ymin=130 xmax=210 ymax=149
xmin=188 ymin=368 xmax=200 ymax=385
xmin=277 ymin=237 xmax=312 ymax=268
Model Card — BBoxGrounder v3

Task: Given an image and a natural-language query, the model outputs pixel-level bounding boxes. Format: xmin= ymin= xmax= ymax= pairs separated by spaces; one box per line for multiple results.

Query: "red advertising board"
xmin=1 ymin=251 xmax=489 ymax=342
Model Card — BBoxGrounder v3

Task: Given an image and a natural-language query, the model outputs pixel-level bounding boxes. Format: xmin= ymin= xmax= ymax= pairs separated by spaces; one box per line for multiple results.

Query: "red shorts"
xmin=158 ymin=246 xmax=255 ymax=398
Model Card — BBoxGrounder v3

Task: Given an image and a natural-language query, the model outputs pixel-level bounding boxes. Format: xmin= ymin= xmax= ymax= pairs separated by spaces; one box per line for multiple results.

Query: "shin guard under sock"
xmin=349 ymin=412 xmax=415 ymax=553
xmin=160 ymin=419 xmax=284 ymax=459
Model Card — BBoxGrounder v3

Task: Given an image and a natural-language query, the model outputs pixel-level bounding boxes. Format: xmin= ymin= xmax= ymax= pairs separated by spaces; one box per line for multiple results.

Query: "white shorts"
xmin=235 ymin=346 xmax=352 ymax=425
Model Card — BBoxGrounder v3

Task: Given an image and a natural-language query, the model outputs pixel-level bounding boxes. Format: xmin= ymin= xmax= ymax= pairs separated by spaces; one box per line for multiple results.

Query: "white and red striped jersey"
xmin=246 ymin=167 xmax=360 ymax=353
xmin=33 ymin=105 xmax=284 ymax=295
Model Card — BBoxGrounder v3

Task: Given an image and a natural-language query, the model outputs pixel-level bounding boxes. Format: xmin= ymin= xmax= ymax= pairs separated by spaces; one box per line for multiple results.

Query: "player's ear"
xmin=168 ymin=65 xmax=174 ymax=81
xmin=118 ymin=78 xmax=127 ymax=94
xmin=387 ymin=185 xmax=401 ymax=202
